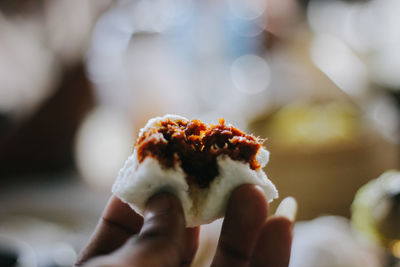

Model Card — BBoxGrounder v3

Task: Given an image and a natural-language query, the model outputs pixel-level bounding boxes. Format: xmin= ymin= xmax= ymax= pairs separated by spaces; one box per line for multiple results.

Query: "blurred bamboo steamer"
xmin=248 ymin=101 xmax=399 ymax=220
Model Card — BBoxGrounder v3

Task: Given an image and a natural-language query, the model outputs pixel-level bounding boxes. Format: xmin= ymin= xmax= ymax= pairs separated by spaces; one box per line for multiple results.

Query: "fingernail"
xmin=275 ymin=197 xmax=297 ymax=222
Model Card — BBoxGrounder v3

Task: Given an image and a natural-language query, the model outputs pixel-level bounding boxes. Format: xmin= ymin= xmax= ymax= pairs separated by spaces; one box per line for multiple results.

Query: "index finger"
xmin=76 ymin=196 xmax=144 ymax=265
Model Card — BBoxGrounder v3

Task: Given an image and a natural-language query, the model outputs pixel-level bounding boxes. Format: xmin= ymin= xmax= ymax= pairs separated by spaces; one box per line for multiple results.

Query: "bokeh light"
xmin=0 ymin=13 xmax=58 ymax=119
xmin=228 ymin=0 xmax=267 ymax=20
xmin=75 ymin=107 xmax=134 ymax=189
xmin=231 ymin=54 xmax=271 ymax=94
xmin=390 ymin=240 xmax=400 ymax=258
xmin=310 ymin=34 xmax=368 ymax=98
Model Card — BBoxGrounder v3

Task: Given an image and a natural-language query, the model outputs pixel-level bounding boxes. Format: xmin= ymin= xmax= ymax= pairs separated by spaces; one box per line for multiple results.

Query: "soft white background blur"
xmin=0 ymin=0 xmax=400 ymax=266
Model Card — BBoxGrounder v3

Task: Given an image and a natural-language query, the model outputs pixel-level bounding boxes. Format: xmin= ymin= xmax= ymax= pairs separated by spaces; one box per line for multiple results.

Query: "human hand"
xmin=75 ymin=184 xmax=296 ymax=267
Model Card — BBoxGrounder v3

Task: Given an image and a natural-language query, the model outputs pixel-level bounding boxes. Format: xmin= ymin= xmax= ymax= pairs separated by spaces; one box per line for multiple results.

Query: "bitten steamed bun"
xmin=112 ymin=114 xmax=278 ymax=227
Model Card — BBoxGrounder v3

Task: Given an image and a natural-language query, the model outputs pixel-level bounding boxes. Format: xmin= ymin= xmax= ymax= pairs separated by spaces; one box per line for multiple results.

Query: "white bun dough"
xmin=112 ymin=114 xmax=278 ymax=227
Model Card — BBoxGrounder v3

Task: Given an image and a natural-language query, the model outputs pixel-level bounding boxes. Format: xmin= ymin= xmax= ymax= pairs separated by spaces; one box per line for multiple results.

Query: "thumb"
xmin=122 ymin=193 xmax=187 ymax=266
xmin=139 ymin=193 xmax=186 ymax=247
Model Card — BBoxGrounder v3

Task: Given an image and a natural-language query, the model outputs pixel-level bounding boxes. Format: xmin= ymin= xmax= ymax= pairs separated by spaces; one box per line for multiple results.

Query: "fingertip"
xmin=251 ymin=216 xmax=293 ymax=267
xmin=119 ymin=193 xmax=187 ymax=266
xmin=139 ymin=192 xmax=186 ymax=244
xmin=212 ymin=184 xmax=269 ymax=266
xmin=265 ymin=216 xmax=293 ymax=235
xmin=145 ymin=193 xmax=184 ymax=218
xmin=228 ymin=184 xmax=269 ymax=220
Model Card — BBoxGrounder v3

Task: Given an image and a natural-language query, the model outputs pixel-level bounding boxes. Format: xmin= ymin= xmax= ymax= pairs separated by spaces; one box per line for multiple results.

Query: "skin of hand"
xmin=75 ymin=184 xmax=293 ymax=267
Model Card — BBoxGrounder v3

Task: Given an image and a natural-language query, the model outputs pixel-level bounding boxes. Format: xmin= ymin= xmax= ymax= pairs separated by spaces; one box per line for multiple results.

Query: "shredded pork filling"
xmin=136 ymin=118 xmax=262 ymax=188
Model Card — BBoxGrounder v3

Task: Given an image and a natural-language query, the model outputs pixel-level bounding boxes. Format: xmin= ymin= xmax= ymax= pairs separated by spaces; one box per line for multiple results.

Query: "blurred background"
xmin=0 ymin=0 xmax=400 ymax=266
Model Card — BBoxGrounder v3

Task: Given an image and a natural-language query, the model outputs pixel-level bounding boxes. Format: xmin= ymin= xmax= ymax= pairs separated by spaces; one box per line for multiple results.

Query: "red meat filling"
xmin=136 ymin=118 xmax=262 ymax=188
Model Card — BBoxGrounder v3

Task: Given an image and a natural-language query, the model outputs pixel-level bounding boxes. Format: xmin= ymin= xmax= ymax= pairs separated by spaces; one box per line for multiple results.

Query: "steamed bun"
xmin=112 ymin=114 xmax=278 ymax=227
